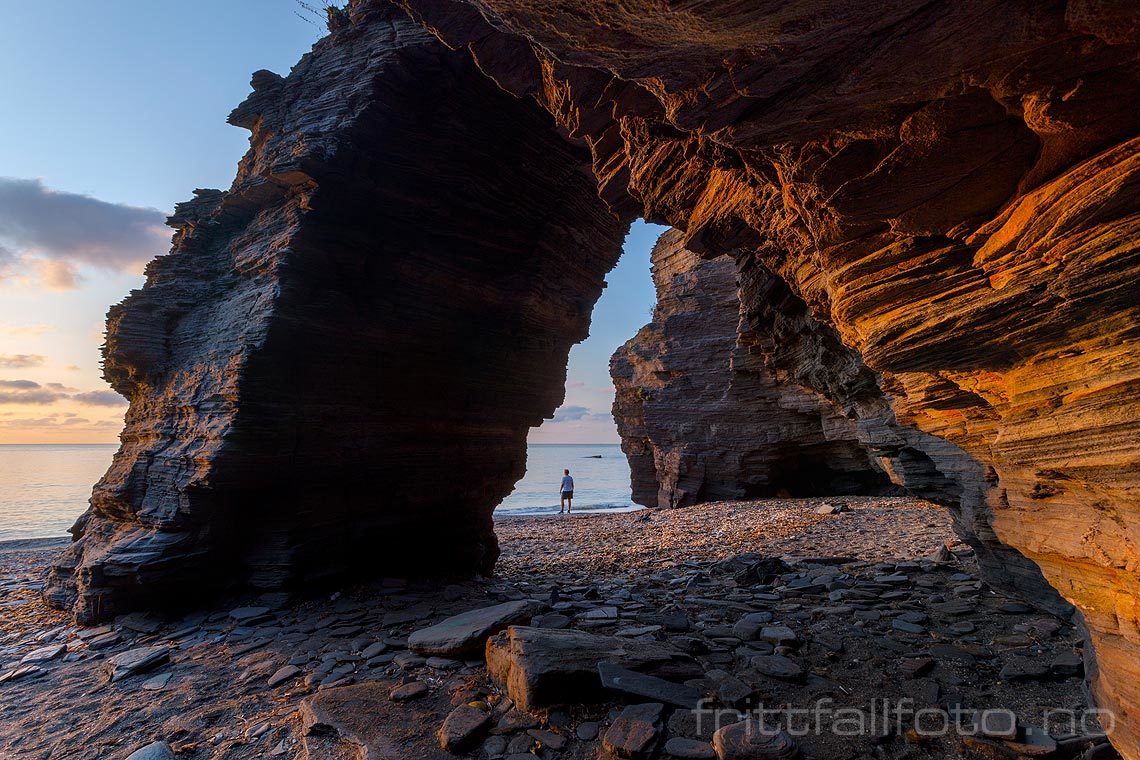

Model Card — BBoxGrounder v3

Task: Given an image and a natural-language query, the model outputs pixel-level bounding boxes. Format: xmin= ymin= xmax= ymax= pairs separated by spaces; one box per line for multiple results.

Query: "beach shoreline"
xmin=0 ymin=536 xmax=69 ymax=555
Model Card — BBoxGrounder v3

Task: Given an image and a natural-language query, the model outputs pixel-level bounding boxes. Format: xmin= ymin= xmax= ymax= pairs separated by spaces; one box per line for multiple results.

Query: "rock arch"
xmin=46 ymin=1 xmax=1140 ymax=755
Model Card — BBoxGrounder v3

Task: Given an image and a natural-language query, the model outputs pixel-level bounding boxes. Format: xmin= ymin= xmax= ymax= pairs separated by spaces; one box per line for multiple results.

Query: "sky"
xmin=0 ymin=1 xmax=660 ymax=445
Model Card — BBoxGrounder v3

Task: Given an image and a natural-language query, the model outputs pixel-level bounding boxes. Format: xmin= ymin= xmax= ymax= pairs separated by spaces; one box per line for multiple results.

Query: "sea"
xmin=495 ymin=443 xmax=640 ymax=517
xmin=0 ymin=442 xmax=637 ymax=541
xmin=0 ymin=444 xmax=117 ymax=542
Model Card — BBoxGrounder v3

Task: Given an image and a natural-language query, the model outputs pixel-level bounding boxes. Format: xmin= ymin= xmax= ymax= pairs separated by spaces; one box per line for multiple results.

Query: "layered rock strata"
xmin=45 ymin=7 xmax=626 ymax=622
xmin=391 ymin=2 xmax=1139 ymax=753
xmin=48 ymin=1 xmax=1140 ymax=754
xmin=611 ymin=230 xmax=893 ymax=508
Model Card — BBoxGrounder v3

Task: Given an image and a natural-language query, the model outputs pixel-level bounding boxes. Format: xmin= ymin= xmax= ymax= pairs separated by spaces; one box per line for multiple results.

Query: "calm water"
xmin=0 ymin=444 xmax=117 ymax=541
xmin=495 ymin=443 xmax=639 ymax=517
xmin=0 ymin=443 xmax=636 ymax=541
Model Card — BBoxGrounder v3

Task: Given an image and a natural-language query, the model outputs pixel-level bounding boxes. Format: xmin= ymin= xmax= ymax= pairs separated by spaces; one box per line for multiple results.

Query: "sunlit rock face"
xmin=611 ymin=229 xmax=894 ymax=508
xmin=45 ymin=7 xmax=626 ymax=623
xmin=392 ymin=0 xmax=1140 ymax=752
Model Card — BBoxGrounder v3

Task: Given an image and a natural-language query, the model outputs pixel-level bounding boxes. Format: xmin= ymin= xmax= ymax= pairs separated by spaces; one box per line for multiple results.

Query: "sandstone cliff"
xmin=47 ymin=0 xmax=1140 ymax=754
xmin=611 ymin=230 xmax=893 ymax=508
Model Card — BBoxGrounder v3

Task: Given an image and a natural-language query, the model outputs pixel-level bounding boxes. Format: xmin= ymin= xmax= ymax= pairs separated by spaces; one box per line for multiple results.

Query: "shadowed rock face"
xmin=45 ymin=7 xmax=626 ymax=622
xmin=46 ymin=0 xmax=1140 ymax=752
xmin=611 ymin=230 xmax=894 ymax=508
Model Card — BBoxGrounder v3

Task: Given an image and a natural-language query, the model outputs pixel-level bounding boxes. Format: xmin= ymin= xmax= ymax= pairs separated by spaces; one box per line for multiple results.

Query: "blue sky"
xmin=530 ymin=220 xmax=662 ymax=443
xmin=0 ymin=1 xmax=659 ymax=443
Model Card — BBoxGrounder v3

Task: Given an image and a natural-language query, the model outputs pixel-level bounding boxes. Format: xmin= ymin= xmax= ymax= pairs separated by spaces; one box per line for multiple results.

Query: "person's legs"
xmin=559 ymin=493 xmax=566 ymax=514
xmin=566 ymin=494 xmax=572 ymax=513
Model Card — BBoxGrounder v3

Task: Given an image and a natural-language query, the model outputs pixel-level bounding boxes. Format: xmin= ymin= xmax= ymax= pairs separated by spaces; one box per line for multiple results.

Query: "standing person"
xmin=559 ymin=469 xmax=575 ymax=514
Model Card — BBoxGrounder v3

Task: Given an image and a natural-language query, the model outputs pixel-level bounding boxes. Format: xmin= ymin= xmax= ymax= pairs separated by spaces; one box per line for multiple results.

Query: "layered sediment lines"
xmin=46 ymin=7 xmax=626 ymax=622
xmin=47 ymin=1 xmax=1140 ymax=754
xmin=390 ymin=0 xmax=1140 ymax=752
xmin=611 ymin=230 xmax=892 ymax=508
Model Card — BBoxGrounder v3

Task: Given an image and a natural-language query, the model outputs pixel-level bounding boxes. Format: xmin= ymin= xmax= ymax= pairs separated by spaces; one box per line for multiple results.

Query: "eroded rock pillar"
xmin=611 ymin=230 xmax=894 ymax=507
xmin=46 ymin=7 xmax=626 ymax=622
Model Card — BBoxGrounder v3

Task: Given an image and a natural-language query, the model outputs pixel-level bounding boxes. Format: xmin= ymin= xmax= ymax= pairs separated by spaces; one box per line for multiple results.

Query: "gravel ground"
xmin=0 ymin=498 xmax=1107 ymax=760
xmin=495 ymin=496 xmax=957 ymax=576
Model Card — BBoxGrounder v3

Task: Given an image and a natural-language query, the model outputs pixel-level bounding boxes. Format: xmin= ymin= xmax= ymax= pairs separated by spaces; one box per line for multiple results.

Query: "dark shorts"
xmin=561 ymin=491 xmax=573 ymax=499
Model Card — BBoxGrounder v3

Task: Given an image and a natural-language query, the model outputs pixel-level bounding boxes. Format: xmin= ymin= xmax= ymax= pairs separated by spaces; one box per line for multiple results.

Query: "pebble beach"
xmin=0 ymin=497 xmax=1107 ymax=760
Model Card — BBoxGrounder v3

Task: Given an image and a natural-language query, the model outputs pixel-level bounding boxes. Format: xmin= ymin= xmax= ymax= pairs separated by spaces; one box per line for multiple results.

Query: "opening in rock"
xmin=496 ymin=219 xmax=664 ymax=517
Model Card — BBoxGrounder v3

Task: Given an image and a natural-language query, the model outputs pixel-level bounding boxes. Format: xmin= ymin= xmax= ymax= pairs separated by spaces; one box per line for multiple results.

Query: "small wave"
xmin=494 ymin=502 xmax=643 ymax=518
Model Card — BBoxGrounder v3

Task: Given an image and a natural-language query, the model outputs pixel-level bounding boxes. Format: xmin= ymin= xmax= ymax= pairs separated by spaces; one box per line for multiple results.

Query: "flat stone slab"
xmin=19 ymin=644 xmax=65 ymax=665
xmin=267 ymin=665 xmax=301 ymax=687
xmin=749 ymin=654 xmax=803 ymax=681
xmin=389 ymin=681 xmax=428 ymax=701
xmin=106 ymin=646 xmax=170 ymax=682
xmin=1003 ymin=725 xmax=1058 ymax=756
xmin=1000 ymin=658 xmax=1051 ymax=682
xmin=664 ymin=737 xmax=717 ymax=759
xmin=598 ymin=661 xmax=703 ymax=709
xmin=974 ymin=709 xmax=1019 ymax=739
xmin=759 ymin=625 xmax=798 ymax=644
xmin=732 ymin=612 xmax=774 ymax=640
xmin=229 ymin=606 xmax=271 ymax=622
xmin=408 ymin=600 xmax=544 ymax=658
xmin=141 ymin=672 xmax=173 ymax=691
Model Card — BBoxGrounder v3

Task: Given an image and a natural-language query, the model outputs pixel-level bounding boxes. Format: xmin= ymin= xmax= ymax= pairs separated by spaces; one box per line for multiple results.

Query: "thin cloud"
xmin=0 ymin=379 xmax=41 ymax=390
xmin=0 ymin=379 xmax=124 ymax=406
xmin=36 ymin=259 xmax=83 ymax=290
xmin=0 ymin=354 xmax=46 ymax=368
xmin=0 ymin=177 xmax=169 ymax=289
xmin=72 ymin=390 xmax=128 ymax=407
xmin=0 ymin=388 xmax=64 ymax=405
xmin=552 ymin=405 xmax=591 ymax=422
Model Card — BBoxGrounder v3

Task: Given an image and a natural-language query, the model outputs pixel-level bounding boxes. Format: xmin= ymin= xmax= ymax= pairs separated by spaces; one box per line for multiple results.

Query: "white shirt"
xmin=560 ymin=475 xmax=574 ymax=492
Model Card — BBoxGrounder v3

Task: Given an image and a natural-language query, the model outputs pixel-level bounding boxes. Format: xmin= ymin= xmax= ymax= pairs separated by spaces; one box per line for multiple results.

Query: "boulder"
xmin=602 ymin=703 xmax=665 ymax=759
xmin=711 ymin=721 xmax=799 ymax=760
xmin=300 ymin=682 xmax=451 ymax=759
xmin=125 ymin=742 xmax=175 ymax=760
xmin=438 ymin=704 xmax=492 ymax=752
xmin=486 ymin=626 xmax=701 ymax=712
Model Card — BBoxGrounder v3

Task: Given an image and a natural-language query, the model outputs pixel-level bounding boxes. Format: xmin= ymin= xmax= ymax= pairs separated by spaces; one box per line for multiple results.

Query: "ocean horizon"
xmin=494 ymin=443 xmax=639 ymax=517
xmin=0 ymin=442 xmax=637 ymax=541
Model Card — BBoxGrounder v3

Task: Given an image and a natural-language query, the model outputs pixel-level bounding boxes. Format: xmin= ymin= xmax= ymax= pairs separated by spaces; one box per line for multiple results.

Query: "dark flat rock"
xmin=106 ymin=646 xmax=170 ymax=682
xmin=598 ymin=661 xmax=703 ymax=709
